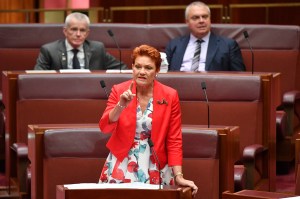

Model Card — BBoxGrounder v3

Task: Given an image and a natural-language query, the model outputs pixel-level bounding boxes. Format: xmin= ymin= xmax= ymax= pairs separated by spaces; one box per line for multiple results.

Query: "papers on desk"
xmin=25 ymin=70 xmax=56 ymax=73
xmin=64 ymin=182 xmax=159 ymax=190
xmin=280 ymin=197 xmax=300 ymax=199
xmin=59 ymin=69 xmax=91 ymax=73
xmin=106 ymin=69 xmax=133 ymax=73
xmin=25 ymin=70 xmax=91 ymax=73
xmin=105 ymin=69 xmax=167 ymax=74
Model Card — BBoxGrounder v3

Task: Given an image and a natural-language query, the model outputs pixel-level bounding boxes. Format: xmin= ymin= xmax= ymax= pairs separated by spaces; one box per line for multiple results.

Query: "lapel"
xmin=205 ymin=33 xmax=219 ymax=70
xmin=83 ymin=42 xmax=91 ymax=69
xmin=59 ymin=41 xmax=67 ymax=69
xmin=175 ymin=36 xmax=190 ymax=70
xmin=151 ymin=81 xmax=168 ymax=140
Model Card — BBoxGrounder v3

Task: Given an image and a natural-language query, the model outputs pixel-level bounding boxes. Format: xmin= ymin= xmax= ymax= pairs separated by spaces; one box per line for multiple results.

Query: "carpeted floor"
xmin=0 ymin=172 xmax=7 ymax=187
xmin=276 ymin=165 xmax=296 ymax=194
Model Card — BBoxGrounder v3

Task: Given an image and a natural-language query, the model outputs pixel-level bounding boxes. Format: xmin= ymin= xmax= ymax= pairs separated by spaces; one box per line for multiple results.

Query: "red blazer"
xmin=99 ymin=80 xmax=182 ymax=168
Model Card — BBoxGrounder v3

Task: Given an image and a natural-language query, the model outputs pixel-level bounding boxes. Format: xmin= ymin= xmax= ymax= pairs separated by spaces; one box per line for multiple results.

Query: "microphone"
xmin=243 ymin=30 xmax=254 ymax=74
xmin=107 ymin=29 xmax=122 ymax=73
xmin=148 ymin=138 xmax=162 ymax=189
xmin=100 ymin=80 xmax=109 ymax=98
xmin=201 ymin=82 xmax=210 ymax=128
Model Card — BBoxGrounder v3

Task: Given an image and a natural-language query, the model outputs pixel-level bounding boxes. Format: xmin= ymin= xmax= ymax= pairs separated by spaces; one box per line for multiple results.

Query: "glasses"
xmin=68 ymin=27 xmax=88 ymax=35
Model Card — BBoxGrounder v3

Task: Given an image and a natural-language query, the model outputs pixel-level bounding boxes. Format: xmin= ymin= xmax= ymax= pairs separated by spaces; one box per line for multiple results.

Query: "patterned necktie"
xmin=191 ymin=39 xmax=204 ymax=71
xmin=72 ymin=49 xmax=80 ymax=69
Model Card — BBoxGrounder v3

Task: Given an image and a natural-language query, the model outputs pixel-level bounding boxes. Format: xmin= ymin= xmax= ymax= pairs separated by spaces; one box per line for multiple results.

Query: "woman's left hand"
xmin=176 ymin=176 xmax=198 ymax=197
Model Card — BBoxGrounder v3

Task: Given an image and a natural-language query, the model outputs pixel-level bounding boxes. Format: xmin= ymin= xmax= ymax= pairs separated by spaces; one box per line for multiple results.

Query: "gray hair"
xmin=185 ymin=1 xmax=211 ymax=19
xmin=65 ymin=12 xmax=90 ymax=28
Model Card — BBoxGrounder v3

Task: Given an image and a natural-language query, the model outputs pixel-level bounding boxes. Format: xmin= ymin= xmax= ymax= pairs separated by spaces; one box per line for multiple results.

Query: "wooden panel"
xmin=0 ymin=0 xmax=35 ymax=23
xmin=229 ymin=2 xmax=300 ymax=26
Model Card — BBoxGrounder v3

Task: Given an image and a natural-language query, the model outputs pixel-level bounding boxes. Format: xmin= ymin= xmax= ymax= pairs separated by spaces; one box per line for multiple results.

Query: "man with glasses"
xmin=34 ymin=12 xmax=126 ymax=70
xmin=165 ymin=1 xmax=245 ymax=72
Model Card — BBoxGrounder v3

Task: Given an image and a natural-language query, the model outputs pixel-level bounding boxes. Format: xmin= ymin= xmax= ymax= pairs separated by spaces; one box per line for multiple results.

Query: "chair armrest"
xmin=0 ymin=91 xmax=5 ymax=111
xmin=243 ymin=144 xmax=267 ymax=163
xmin=234 ymin=165 xmax=246 ymax=192
xmin=276 ymin=111 xmax=287 ymax=139
xmin=11 ymin=143 xmax=28 ymax=159
xmin=281 ymin=90 xmax=300 ymax=136
xmin=242 ymin=144 xmax=268 ymax=189
xmin=11 ymin=143 xmax=30 ymax=195
xmin=282 ymin=90 xmax=300 ymax=106
xmin=26 ymin=164 xmax=31 ymax=197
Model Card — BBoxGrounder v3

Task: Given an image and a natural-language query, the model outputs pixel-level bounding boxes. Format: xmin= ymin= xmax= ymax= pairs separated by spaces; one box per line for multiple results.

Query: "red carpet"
xmin=276 ymin=165 xmax=296 ymax=194
xmin=0 ymin=172 xmax=7 ymax=187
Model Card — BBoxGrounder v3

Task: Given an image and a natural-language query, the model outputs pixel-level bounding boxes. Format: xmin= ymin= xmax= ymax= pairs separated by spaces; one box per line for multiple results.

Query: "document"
xmin=106 ymin=69 xmax=133 ymax=73
xmin=105 ymin=69 xmax=167 ymax=73
xmin=25 ymin=70 xmax=56 ymax=73
xmin=64 ymin=182 xmax=159 ymax=190
xmin=59 ymin=69 xmax=91 ymax=73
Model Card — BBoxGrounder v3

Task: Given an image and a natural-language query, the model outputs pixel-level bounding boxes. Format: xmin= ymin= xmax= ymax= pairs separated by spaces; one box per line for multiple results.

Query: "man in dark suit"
xmin=35 ymin=12 xmax=126 ymax=70
xmin=165 ymin=1 xmax=245 ymax=72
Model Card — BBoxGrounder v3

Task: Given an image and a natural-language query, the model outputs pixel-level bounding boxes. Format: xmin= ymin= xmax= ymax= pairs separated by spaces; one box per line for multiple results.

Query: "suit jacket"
xmin=165 ymin=32 xmax=245 ymax=71
xmin=34 ymin=39 xmax=127 ymax=70
xmin=99 ymin=80 xmax=183 ymax=168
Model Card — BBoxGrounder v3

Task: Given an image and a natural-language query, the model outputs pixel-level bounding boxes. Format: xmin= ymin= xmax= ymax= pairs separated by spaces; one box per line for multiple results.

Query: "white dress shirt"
xmin=65 ymin=40 xmax=85 ymax=69
xmin=180 ymin=32 xmax=210 ymax=71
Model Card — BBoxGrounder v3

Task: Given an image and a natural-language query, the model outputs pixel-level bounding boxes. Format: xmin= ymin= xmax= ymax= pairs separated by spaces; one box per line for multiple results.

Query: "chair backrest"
xmin=42 ymin=127 xmax=222 ymax=199
xmin=43 ymin=128 xmax=110 ymax=199
xmin=182 ymin=128 xmax=219 ymax=199
xmin=16 ymin=72 xmax=261 ymax=156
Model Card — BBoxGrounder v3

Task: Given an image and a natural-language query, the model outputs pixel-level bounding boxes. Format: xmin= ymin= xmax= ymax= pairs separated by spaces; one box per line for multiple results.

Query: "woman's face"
xmin=132 ymin=55 xmax=158 ymax=88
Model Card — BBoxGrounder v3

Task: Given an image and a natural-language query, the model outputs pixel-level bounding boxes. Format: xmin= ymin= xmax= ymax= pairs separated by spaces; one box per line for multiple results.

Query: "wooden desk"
xmin=56 ymin=185 xmax=192 ymax=199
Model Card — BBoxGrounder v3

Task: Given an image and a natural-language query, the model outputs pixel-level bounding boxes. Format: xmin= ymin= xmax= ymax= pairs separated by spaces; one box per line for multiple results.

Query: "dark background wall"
xmin=0 ymin=0 xmax=299 ymax=25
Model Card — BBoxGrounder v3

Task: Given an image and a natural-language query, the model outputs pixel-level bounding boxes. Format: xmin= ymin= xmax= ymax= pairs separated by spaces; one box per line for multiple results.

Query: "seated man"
xmin=34 ymin=12 xmax=127 ymax=70
xmin=165 ymin=1 xmax=245 ymax=72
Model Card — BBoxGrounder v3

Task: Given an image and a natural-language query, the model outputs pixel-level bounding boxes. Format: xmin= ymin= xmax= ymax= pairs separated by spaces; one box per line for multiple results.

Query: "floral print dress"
xmin=99 ymin=98 xmax=174 ymax=185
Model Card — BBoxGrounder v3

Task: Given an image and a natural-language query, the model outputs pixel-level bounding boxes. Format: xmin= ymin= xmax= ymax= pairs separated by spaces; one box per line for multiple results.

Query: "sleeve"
xmin=229 ymin=40 xmax=246 ymax=71
xmin=34 ymin=46 xmax=51 ymax=70
xmin=99 ymin=84 xmax=119 ymax=133
xmin=104 ymin=51 xmax=128 ymax=70
xmin=166 ymin=90 xmax=183 ymax=166
xmin=165 ymin=40 xmax=175 ymax=70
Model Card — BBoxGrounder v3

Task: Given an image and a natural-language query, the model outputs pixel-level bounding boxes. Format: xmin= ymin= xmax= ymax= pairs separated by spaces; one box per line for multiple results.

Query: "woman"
xmin=99 ymin=45 xmax=198 ymax=196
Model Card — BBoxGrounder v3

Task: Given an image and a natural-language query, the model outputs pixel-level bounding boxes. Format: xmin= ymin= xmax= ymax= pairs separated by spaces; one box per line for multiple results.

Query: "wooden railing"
xmin=0 ymin=3 xmax=299 ymax=25
xmin=108 ymin=4 xmax=224 ymax=23
xmin=0 ymin=7 xmax=105 ymax=23
xmin=228 ymin=3 xmax=300 ymax=24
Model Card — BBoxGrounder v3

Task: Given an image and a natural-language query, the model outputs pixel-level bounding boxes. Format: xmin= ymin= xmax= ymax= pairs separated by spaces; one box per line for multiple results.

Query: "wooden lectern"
xmin=56 ymin=185 xmax=192 ymax=199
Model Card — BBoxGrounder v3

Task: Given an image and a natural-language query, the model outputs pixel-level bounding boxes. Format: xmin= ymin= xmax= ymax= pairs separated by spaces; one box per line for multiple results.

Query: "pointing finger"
xmin=129 ymin=81 xmax=133 ymax=91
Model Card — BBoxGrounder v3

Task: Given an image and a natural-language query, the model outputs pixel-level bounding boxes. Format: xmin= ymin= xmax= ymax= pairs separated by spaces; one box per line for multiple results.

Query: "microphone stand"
xmin=243 ymin=31 xmax=254 ymax=74
xmin=100 ymin=80 xmax=109 ymax=98
xmin=201 ymin=82 xmax=210 ymax=128
xmin=107 ymin=30 xmax=122 ymax=73
xmin=148 ymin=139 xmax=162 ymax=190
